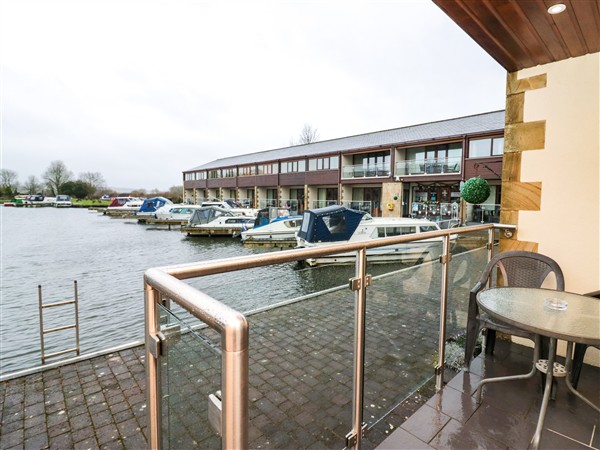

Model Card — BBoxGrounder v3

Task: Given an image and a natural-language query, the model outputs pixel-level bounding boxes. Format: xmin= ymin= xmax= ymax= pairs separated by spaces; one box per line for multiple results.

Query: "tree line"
xmin=1 ymin=160 xmax=183 ymax=202
xmin=0 ymin=161 xmax=106 ymax=199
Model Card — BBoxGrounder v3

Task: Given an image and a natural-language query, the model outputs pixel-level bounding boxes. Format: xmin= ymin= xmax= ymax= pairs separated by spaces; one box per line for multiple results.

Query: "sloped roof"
xmin=187 ymin=110 xmax=505 ymax=172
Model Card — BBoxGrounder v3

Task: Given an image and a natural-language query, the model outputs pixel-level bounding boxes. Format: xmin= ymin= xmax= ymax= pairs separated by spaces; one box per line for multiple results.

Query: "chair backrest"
xmin=480 ymin=250 xmax=565 ymax=291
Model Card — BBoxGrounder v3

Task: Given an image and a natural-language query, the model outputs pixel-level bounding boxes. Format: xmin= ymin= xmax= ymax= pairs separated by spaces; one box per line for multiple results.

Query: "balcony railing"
xmin=395 ymin=156 xmax=461 ymax=176
xmin=144 ymin=223 xmax=515 ymax=449
xmin=467 ymin=203 xmax=501 ymax=223
xmin=341 ymin=201 xmax=372 ymax=213
xmin=311 ymin=200 xmax=338 ymax=209
xmin=279 ymin=198 xmax=301 ymax=214
xmin=342 ymin=163 xmax=391 ymax=179
xmin=258 ymin=199 xmax=278 ymax=209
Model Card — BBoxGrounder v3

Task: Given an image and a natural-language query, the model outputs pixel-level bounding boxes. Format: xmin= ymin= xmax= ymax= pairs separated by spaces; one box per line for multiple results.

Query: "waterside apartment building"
xmin=183 ymin=110 xmax=505 ymax=222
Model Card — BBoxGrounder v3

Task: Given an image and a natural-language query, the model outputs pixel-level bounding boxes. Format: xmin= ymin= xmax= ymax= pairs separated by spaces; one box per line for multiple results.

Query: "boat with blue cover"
xmin=295 ymin=205 xmax=452 ymax=266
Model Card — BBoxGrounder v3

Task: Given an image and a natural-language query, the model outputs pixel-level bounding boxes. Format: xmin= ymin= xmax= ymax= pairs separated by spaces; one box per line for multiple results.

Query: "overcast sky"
xmin=1 ymin=0 xmax=506 ymax=192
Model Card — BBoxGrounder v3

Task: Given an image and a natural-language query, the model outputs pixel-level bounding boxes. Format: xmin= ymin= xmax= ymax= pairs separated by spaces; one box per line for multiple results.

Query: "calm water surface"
xmin=1 ymin=207 xmax=360 ymax=375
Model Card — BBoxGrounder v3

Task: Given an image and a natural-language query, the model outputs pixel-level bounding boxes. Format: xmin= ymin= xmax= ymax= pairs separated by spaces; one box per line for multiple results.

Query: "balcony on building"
xmin=341 ymin=150 xmax=391 ymax=180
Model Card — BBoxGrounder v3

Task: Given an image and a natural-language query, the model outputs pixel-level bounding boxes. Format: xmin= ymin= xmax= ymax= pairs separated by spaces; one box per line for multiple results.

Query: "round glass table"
xmin=476 ymin=287 xmax=600 ymax=449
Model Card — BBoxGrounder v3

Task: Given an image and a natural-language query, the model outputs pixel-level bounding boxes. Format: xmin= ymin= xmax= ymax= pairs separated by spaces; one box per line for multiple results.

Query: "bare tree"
xmin=1 ymin=169 xmax=19 ymax=196
xmin=79 ymin=171 xmax=106 ymax=195
xmin=23 ymin=175 xmax=42 ymax=194
xmin=169 ymin=185 xmax=183 ymax=203
xmin=43 ymin=160 xmax=73 ymax=195
xmin=290 ymin=123 xmax=320 ymax=145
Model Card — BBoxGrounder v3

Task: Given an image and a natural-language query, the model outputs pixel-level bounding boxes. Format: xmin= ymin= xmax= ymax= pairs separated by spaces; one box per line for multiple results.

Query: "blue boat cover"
xmin=297 ymin=205 xmax=366 ymax=243
xmin=138 ymin=197 xmax=172 ymax=213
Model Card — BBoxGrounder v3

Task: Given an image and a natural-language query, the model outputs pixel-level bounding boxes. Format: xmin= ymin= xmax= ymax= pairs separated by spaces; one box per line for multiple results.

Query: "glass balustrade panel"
xmin=361 ymin=231 xmax=492 ymax=429
xmin=158 ymin=303 xmax=222 ymax=450
xmin=181 ymin=261 xmax=358 ymax=448
xmin=243 ymin=263 xmax=356 ymax=448
xmin=446 ymin=235 xmax=491 ymax=366
xmin=362 ymin=250 xmax=443 ymax=429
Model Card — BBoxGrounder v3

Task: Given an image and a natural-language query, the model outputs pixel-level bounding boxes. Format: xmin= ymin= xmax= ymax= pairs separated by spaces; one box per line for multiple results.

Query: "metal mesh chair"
xmin=464 ymin=250 xmax=565 ymax=369
xmin=570 ymin=290 xmax=600 ymax=389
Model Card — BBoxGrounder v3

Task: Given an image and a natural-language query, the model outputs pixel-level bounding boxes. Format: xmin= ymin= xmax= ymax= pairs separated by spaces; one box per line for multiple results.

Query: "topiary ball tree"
xmin=461 ymin=177 xmax=490 ymax=204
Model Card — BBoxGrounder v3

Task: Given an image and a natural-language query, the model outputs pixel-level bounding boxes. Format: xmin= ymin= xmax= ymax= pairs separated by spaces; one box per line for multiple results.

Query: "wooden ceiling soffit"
xmin=433 ymin=0 xmax=600 ymax=72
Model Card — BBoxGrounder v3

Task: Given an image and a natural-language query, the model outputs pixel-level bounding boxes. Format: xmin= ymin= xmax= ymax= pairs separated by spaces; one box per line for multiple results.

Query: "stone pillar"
xmin=500 ymin=72 xmax=547 ymax=253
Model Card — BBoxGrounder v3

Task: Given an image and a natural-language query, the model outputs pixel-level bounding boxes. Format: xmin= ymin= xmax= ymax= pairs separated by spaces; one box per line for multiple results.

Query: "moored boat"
xmin=295 ymin=205 xmax=453 ymax=266
xmin=201 ymin=199 xmax=258 ymax=217
xmin=3 ymin=197 xmax=25 ymax=207
xmin=136 ymin=197 xmax=173 ymax=218
xmin=154 ymin=204 xmax=203 ymax=221
xmin=182 ymin=206 xmax=255 ymax=236
xmin=240 ymin=207 xmax=302 ymax=245
xmin=53 ymin=195 xmax=72 ymax=207
xmin=106 ymin=197 xmax=144 ymax=212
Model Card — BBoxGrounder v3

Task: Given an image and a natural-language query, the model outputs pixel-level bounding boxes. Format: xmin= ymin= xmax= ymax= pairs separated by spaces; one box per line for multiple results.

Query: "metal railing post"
xmin=348 ymin=248 xmax=368 ymax=449
xmin=145 ymin=282 xmax=161 ymax=449
xmin=74 ymin=281 xmax=80 ymax=357
xmin=221 ymin=315 xmax=249 ymax=450
xmin=487 ymin=227 xmax=495 ymax=261
xmin=436 ymin=234 xmax=451 ymax=391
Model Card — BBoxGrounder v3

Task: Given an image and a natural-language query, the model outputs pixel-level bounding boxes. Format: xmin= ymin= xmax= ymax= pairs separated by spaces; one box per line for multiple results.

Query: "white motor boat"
xmin=136 ymin=197 xmax=172 ymax=217
xmin=182 ymin=206 xmax=256 ymax=236
xmin=53 ymin=195 xmax=72 ymax=208
xmin=107 ymin=197 xmax=144 ymax=212
xmin=201 ymin=200 xmax=258 ymax=217
xmin=155 ymin=204 xmax=203 ymax=221
xmin=295 ymin=205 xmax=453 ymax=266
xmin=240 ymin=208 xmax=302 ymax=243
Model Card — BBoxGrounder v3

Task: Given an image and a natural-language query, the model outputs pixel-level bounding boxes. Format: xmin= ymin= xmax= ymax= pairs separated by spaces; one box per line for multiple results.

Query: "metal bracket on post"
xmin=208 ymin=390 xmax=222 ymax=436
xmin=345 ymin=423 xmax=367 ymax=448
xmin=148 ymin=332 xmax=165 ymax=359
xmin=439 ymin=254 xmax=452 ymax=264
xmin=349 ymin=275 xmax=372 ymax=291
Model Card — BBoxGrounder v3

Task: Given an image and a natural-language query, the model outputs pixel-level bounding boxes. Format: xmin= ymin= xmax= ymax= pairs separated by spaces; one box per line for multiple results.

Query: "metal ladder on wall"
xmin=38 ymin=281 xmax=81 ymax=364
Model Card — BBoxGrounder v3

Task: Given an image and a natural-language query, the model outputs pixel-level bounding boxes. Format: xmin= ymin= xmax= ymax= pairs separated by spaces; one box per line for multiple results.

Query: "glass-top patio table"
xmin=476 ymin=287 xmax=600 ymax=450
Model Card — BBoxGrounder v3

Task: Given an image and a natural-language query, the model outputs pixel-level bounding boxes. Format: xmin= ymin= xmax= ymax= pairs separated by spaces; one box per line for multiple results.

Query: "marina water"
xmin=2 ymin=207 xmax=363 ymax=376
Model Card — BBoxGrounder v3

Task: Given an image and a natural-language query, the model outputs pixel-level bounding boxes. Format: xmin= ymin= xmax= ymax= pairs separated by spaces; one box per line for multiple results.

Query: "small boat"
xmin=53 ymin=195 xmax=72 ymax=208
xmin=201 ymin=200 xmax=258 ymax=217
xmin=3 ymin=197 xmax=25 ymax=207
xmin=240 ymin=207 xmax=302 ymax=245
xmin=106 ymin=197 xmax=144 ymax=212
xmin=295 ymin=205 xmax=453 ymax=266
xmin=136 ymin=197 xmax=173 ymax=217
xmin=24 ymin=194 xmax=48 ymax=207
xmin=182 ymin=206 xmax=255 ymax=236
xmin=155 ymin=204 xmax=203 ymax=221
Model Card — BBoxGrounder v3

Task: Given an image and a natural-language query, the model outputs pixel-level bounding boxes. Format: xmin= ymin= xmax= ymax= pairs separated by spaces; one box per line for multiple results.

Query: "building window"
xmin=309 ymin=156 xmax=339 ymax=171
xmin=469 ymin=137 xmax=504 ymax=158
xmin=407 ymin=143 xmax=462 ymax=161
xmin=258 ymin=163 xmax=278 ymax=175
xmin=208 ymin=169 xmax=221 ymax=179
xmin=281 ymin=159 xmax=306 ymax=173
xmin=239 ymin=165 xmax=256 ymax=176
xmin=222 ymin=167 xmax=237 ymax=178
xmin=184 ymin=171 xmax=206 ymax=181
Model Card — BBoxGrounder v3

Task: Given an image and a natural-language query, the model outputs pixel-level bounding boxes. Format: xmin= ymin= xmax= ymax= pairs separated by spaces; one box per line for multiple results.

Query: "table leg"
xmin=475 ymin=334 xmax=541 ymax=404
xmin=564 ymin=341 xmax=600 ymax=413
xmin=531 ymin=337 xmax=556 ymax=450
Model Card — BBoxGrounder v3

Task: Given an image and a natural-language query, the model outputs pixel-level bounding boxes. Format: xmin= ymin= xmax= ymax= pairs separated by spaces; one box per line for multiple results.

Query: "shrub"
xmin=461 ymin=177 xmax=490 ymax=204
